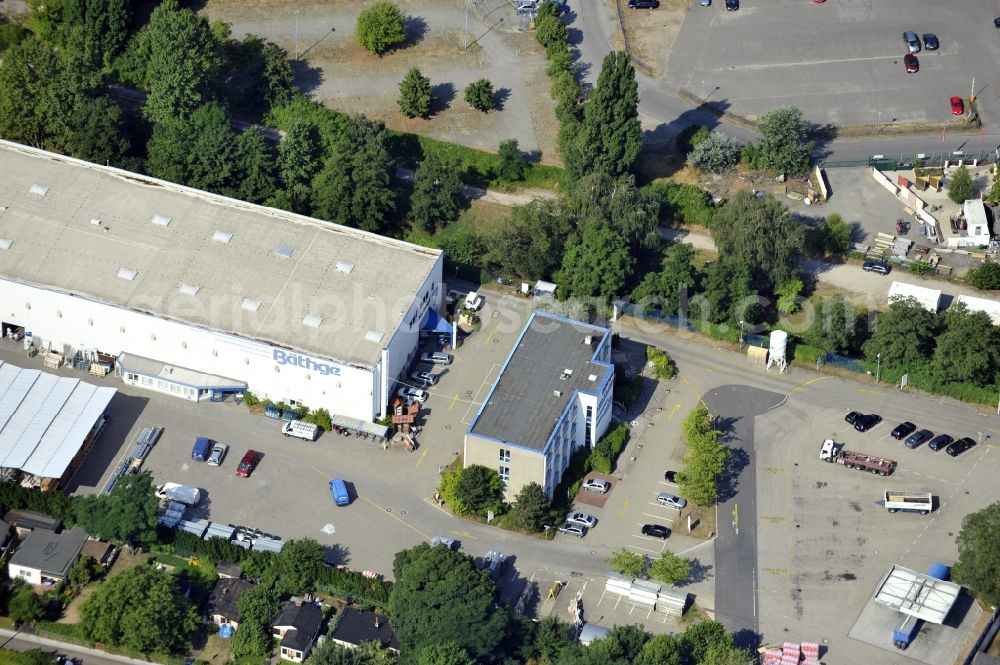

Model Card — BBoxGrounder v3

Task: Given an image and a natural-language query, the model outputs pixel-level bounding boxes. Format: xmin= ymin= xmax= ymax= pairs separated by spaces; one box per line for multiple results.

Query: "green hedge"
xmin=646 ymin=346 xmax=675 ymax=379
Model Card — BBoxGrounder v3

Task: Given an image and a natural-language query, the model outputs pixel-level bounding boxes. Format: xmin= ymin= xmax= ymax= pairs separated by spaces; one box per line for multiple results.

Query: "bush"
xmin=356 ymin=1 xmax=407 ymax=55
xmin=966 ymin=261 xmax=1000 ymax=290
xmin=551 ymin=447 xmax=592 ymax=507
xmin=948 ymin=166 xmax=974 ymax=204
xmin=687 ymin=132 xmax=739 ymax=173
xmin=495 ymin=139 xmax=526 ymax=182
xmin=464 ymin=79 xmax=494 ymax=112
xmin=0 ymin=22 xmax=30 ymax=54
xmin=647 ymin=182 xmax=714 ymax=226
xmin=676 ymin=125 xmax=709 ymax=154
xmin=646 ymin=346 xmax=675 ymax=379
xmin=398 ymin=67 xmax=433 ymax=119
xmin=589 ymin=451 xmax=611 ymax=474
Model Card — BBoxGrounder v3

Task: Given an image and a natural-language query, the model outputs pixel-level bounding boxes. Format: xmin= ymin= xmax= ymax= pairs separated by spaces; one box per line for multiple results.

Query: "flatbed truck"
xmin=884 ymin=490 xmax=933 ymax=514
xmin=819 ymin=439 xmax=896 ymax=476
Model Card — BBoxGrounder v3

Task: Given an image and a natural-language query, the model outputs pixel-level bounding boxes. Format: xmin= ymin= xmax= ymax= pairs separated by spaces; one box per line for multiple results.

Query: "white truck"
xmin=282 ymin=420 xmax=319 ymax=441
xmin=884 ymin=490 xmax=933 ymax=515
xmin=155 ymin=482 xmax=202 ymax=506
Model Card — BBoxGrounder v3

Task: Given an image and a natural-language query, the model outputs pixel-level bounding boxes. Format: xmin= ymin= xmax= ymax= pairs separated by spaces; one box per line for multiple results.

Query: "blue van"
xmin=329 ymin=479 xmax=350 ymax=506
xmin=192 ymin=437 xmax=212 ymax=461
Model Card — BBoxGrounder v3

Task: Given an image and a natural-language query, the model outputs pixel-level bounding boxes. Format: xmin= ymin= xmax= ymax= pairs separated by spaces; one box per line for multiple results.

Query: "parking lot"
xmin=753 ymin=386 xmax=992 ymax=664
xmin=665 ymin=0 xmax=1000 ymax=128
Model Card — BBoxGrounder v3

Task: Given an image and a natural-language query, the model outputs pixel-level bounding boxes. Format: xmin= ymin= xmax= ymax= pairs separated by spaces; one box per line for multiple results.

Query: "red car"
xmin=236 ymin=449 xmax=260 ymax=477
xmin=904 ymin=53 xmax=918 ymax=73
xmin=950 ymin=96 xmax=964 ymax=115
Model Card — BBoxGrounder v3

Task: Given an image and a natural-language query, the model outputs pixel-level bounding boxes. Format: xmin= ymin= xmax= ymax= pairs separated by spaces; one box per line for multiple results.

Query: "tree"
xmin=495 ymin=139 xmax=526 ymax=182
xmin=80 ymin=562 xmax=198 ymax=653
xmin=410 ymin=152 xmax=463 ymax=232
xmin=356 ymin=1 xmax=407 ymax=55
xmin=454 ymin=465 xmax=504 ymax=517
xmin=710 ymin=190 xmax=805 ymax=292
xmin=229 ymin=621 xmax=272 ymax=660
xmin=534 ymin=616 xmax=573 ymax=665
xmin=816 ymin=212 xmax=852 ymax=256
xmin=635 ymin=634 xmax=681 ymax=665
xmin=632 ymin=244 xmax=697 ymax=316
xmin=8 ymin=584 xmax=44 ymax=625
xmin=556 ymin=225 xmax=634 ymax=301
xmin=688 ymin=132 xmax=740 ymax=173
xmin=966 ymin=261 xmax=1000 ymax=290
xmin=143 ymin=0 xmax=222 ymax=124
xmin=416 ymin=642 xmax=478 ymax=665
xmin=572 ymin=51 xmax=641 ymax=178
xmin=230 ymin=128 xmax=278 ymax=203
xmin=648 ymin=551 xmax=691 ymax=585
xmin=311 ymin=115 xmax=396 ymax=233
xmin=678 ymin=621 xmax=733 ymax=664
xmin=464 ymin=79 xmax=495 ymax=112
xmin=62 ymin=95 xmax=131 ymax=164
xmin=948 ymin=165 xmax=974 ymax=204
xmin=312 ymin=639 xmax=396 ymax=665
xmin=676 ymin=405 xmax=730 ymax=507
xmin=701 ymin=644 xmax=756 ymax=665
xmin=398 ymin=67 xmax=433 ymax=118
xmin=274 ymin=119 xmax=322 ymax=213
xmin=804 ymin=296 xmax=856 ymax=355
xmin=774 ymin=278 xmax=804 ymax=315
xmin=230 ymin=585 xmax=280 ymax=659
xmin=390 ymin=544 xmax=508 ymax=660
xmin=277 ymin=538 xmax=325 ymax=594
xmin=181 ymin=101 xmax=238 ymax=192
xmin=0 ymin=37 xmax=71 ymax=148
xmin=74 ymin=472 xmax=159 ymax=547
xmin=535 ymin=6 xmax=569 ymax=49
xmin=507 ymin=482 xmax=550 ymax=532
xmin=605 ymin=548 xmax=646 ymax=578
xmin=237 ymin=585 xmax=280 ymax=626
xmin=757 ymin=105 xmax=812 ymax=175
xmin=261 ymin=42 xmax=296 ymax=109
xmin=931 ymin=305 xmax=1000 ymax=386
xmin=68 ymin=555 xmax=102 ymax=589
xmin=953 ymin=502 xmax=1000 ymax=606
xmin=694 ymin=259 xmax=760 ymax=326
xmin=485 ymin=199 xmax=571 ymax=279
xmin=62 ymin=0 xmax=131 ymax=68
xmin=862 ymin=297 xmax=938 ymax=370
xmin=567 ymin=173 xmax=660 ymax=251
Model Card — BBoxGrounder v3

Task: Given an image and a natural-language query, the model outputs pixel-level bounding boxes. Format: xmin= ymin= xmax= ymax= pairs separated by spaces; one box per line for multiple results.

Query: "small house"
xmin=5 ymin=510 xmax=60 ymax=539
xmin=205 ymin=578 xmax=255 ymax=629
xmin=273 ymin=600 xmax=323 ymax=662
xmin=888 ymin=281 xmax=941 ymax=313
xmin=8 ymin=526 xmax=87 ymax=585
xmin=329 ymin=608 xmax=400 ymax=653
xmin=216 ymin=562 xmax=241 ymax=579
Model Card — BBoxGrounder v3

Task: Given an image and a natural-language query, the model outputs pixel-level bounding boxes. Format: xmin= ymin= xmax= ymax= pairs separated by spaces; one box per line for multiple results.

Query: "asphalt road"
xmin=0 ymin=629 xmax=147 ymax=665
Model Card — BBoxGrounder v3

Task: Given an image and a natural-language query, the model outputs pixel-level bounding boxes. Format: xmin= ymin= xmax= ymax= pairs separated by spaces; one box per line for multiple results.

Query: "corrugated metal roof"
xmin=0 ymin=372 xmax=60 ymax=466
xmin=2 ymin=374 xmax=76 ymax=469
xmin=873 ymin=564 xmax=961 ymax=624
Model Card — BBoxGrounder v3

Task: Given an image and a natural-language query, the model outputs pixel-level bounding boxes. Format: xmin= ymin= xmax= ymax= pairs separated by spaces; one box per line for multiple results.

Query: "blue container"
xmin=928 ymin=562 xmax=950 ymax=581
xmin=191 ymin=437 xmax=211 ymax=461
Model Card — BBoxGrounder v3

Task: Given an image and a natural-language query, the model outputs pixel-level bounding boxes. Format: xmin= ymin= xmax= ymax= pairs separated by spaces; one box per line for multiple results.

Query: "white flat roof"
xmin=0 ymin=361 xmax=115 ymax=480
xmin=889 ymin=281 xmax=941 ymax=312
xmin=956 ymin=295 xmax=1000 ymax=325
xmin=0 ymin=141 xmax=441 ymax=367
xmin=873 ymin=565 xmax=961 ymax=624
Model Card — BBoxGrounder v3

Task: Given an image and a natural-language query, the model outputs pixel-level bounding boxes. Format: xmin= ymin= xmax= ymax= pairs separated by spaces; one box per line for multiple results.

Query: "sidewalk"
xmin=0 ymin=628 xmax=163 ymax=665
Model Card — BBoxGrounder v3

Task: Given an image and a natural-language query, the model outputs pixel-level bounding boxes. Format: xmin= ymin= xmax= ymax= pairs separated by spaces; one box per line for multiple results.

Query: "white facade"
xmin=8 ymin=562 xmax=43 ymax=585
xmin=888 ymin=281 xmax=941 ymax=313
xmin=956 ymin=294 xmax=1000 ymax=325
xmin=946 ymin=200 xmax=992 ymax=248
xmin=540 ymin=376 xmax=614 ymax=495
xmin=0 ymin=266 xmax=442 ymax=421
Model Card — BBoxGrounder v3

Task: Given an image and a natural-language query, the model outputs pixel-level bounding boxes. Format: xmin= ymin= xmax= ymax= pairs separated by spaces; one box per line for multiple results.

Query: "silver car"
xmin=207 ymin=442 xmax=228 ymax=466
xmin=657 ymin=492 xmax=687 ymax=509
xmin=582 ymin=478 xmax=610 ymax=493
xmin=903 ymin=31 xmax=921 ymax=53
xmin=557 ymin=522 xmax=587 ymax=538
xmin=420 ymin=352 xmax=453 ymax=365
xmin=565 ymin=512 xmax=597 ymax=528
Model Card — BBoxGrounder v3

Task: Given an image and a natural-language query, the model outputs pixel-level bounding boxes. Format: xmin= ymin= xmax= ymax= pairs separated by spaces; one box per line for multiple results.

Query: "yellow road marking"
xmin=415 ymin=447 xmax=429 ymax=469
xmin=359 ymin=495 xmax=430 ymax=539
xmin=449 ymin=530 xmax=477 ymax=540
xmin=448 ymin=392 xmax=459 ymax=411
xmin=309 ymin=465 xmax=330 ymax=481
xmin=667 ymin=403 xmax=682 ymax=420
xmin=858 ymin=388 xmax=885 ymax=396
xmin=786 ymin=375 xmax=830 ymax=398
xmin=679 ymin=372 xmax=704 ymax=403
xmin=618 ymin=498 xmax=630 ymax=519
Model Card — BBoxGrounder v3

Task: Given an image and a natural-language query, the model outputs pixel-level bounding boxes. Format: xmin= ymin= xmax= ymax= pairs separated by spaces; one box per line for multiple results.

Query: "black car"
xmin=641 ymin=524 xmax=671 ymax=539
xmin=946 ymin=437 xmax=976 ymax=457
xmin=664 ymin=470 xmax=677 ymax=483
xmin=628 ymin=0 xmax=659 ymax=7
xmin=927 ymin=434 xmax=954 ymax=451
xmin=904 ymin=429 xmax=933 ymax=449
xmin=922 ymin=33 xmax=939 ymax=50
xmin=863 ymin=261 xmax=891 ymax=275
xmin=725 ymin=0 xmax=738 ymax=9
xmin=890 ymin=422 xmax=917 ymax=440
xmin=854 ymin=414 xmax=882 ymax=432
xmin=845 ymin=411 xmax=862 ymax=425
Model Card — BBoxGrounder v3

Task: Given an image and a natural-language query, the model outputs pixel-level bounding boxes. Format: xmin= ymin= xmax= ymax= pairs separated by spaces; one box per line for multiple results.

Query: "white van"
xmin=282 ymin=420 xmax=319 ymax=441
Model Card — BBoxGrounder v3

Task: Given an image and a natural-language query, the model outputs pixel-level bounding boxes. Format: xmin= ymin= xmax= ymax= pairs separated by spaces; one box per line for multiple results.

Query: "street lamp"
xmin=876 ymin=353 xmax=881 ymax=383
xmin=739 ymin=320 xmax=746 ymax=350
xmin=294 ymin=9 xmax=300 ymax=60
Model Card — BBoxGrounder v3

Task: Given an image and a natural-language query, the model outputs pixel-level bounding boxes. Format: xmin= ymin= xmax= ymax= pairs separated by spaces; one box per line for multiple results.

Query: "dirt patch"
xmin=682 ymin=503 xmax=717 ymax=540
xmin=60 ymin=584 xmax=97 ymax=624
xmin=198 ymin=632 xmax=232 ymax=665
xmin=615 ymin=0 xmax=689 ymax=76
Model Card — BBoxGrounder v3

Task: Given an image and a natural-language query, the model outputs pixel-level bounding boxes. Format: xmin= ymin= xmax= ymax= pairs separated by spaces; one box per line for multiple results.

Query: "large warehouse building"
xmin=0 ymin=141 xmax=443 ymax=422
xmin=464 ymin=312 xmax=614 ymax=500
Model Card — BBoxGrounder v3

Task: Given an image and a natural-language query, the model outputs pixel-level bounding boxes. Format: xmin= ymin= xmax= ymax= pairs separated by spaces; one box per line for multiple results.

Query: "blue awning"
xmin=421 ymin=309 xmax=453 ymax=334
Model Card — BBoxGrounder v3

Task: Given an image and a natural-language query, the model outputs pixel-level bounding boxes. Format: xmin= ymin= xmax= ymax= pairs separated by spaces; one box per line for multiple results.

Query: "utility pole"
xmin=294 ymin=9 xmax=300 ymax=60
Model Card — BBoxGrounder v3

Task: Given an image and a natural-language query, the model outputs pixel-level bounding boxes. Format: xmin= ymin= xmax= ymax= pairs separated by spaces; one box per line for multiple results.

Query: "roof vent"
xmin=29 ymin=184 xmax=49 ymax=197
xmin=584 ymin=335 xmax=593 ymax=345
xmin=274 ymin=245 xmax=293 ymax=258
xmin=0 ymin=238 xmax=11 ymax=251
xmin=213 ymin=230 xmax=233 ymax=244
xmin=117 ymin=267 xmax=138 ymax=281
xmin=303 ymin=314 xmax=323 ymax=328
xmin=242 ymin=298 xmax=262 ymax=312
xmin=364 ymin=330 xmax=384 ymax=344
xmin=335 ymin=261 xmax=355 ymax=274
xmin=151 ymin=214 xmax=172 ymax=227
xmin=588 ymin=374 xmax=597 ymax=382
xmin=179 ymin=283 xmax=201 ymax=296
xmin=560 ymin=369 xmax=573 ymax=380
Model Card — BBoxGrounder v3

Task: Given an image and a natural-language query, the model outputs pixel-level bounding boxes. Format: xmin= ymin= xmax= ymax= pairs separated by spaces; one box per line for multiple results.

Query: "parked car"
xmin=904 ymin=429 xmax=933 ymax=449
xmin=410 ymin=371 xmax=438 ymax=386
xmin=628 ymin=0 xmax=660 ymax=7
xmin=664 ymin=470 xmax=678 ymax=483
xmin=191 ymin=436 xmax=212 ymax=461
xmin=853 ymin=414 xmax=882 ymax=432
xmin=329 ymin=478 xmax=350 ymax=506
xmin=945 ymin=437 xmax=976 ymax=457
xmin=903 ymin=31 xmax=921 ymax=53
xmin=641 ymin=524 xmax=671 ymax=539
xmin=515 ymin=0 xmax=538 ymax=14
xmin=558 ymin=522 xmax=588 ymax=538
xmin=566 ymin=512 xmax=597 ymax=528
xmin=582 ymin=478 xmax=610 ymax=493
xmin=236 ymin=449 xmax=260 ymax=477
xmin=844 ymin=411 xmax=862 ymax=425
xmin=464 ymin=291 xmax=485 ymax=311
xmin=904 ymin=53 xmax=919 ymax=73
xmin=927 ymin=434 xmax=954 ymax=452
xmin=725 ymin=0 xmax=738 ymax=10
xmin=397 ymin=386 xmax=428 ymax=403
xmin=890 ymin=422 xmax=917 ymax=440
xmin=207 ymin=442 xmax=229 ymax=466
xmin=922 ymin=33 xmax=939 ymax=50
xmin=657 ymin=492 xmax=687 ymax=509
xmin=420 ymin=351 xmax=453 ymax=365
xmin=430 ymin=536 xmax=459 ymax=550
xmin=700 ymin=0 xmax=710 ymax=5
xmin=863 ymin=261 xmax=891 ymax=275
xmin=951 ymin=96 xmax=964 ymax=115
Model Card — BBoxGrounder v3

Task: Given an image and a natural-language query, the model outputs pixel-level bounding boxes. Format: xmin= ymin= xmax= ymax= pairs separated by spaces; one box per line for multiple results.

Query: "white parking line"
xmin=642 ymin=512 xmax=674 ymax=521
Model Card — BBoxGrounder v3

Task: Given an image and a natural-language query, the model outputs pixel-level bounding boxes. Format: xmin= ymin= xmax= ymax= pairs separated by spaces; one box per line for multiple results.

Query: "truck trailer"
xmin=884 ymin=490 xmax=933 ymax=514
xmin=819 ymin=439 xmax=896 ymax=476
